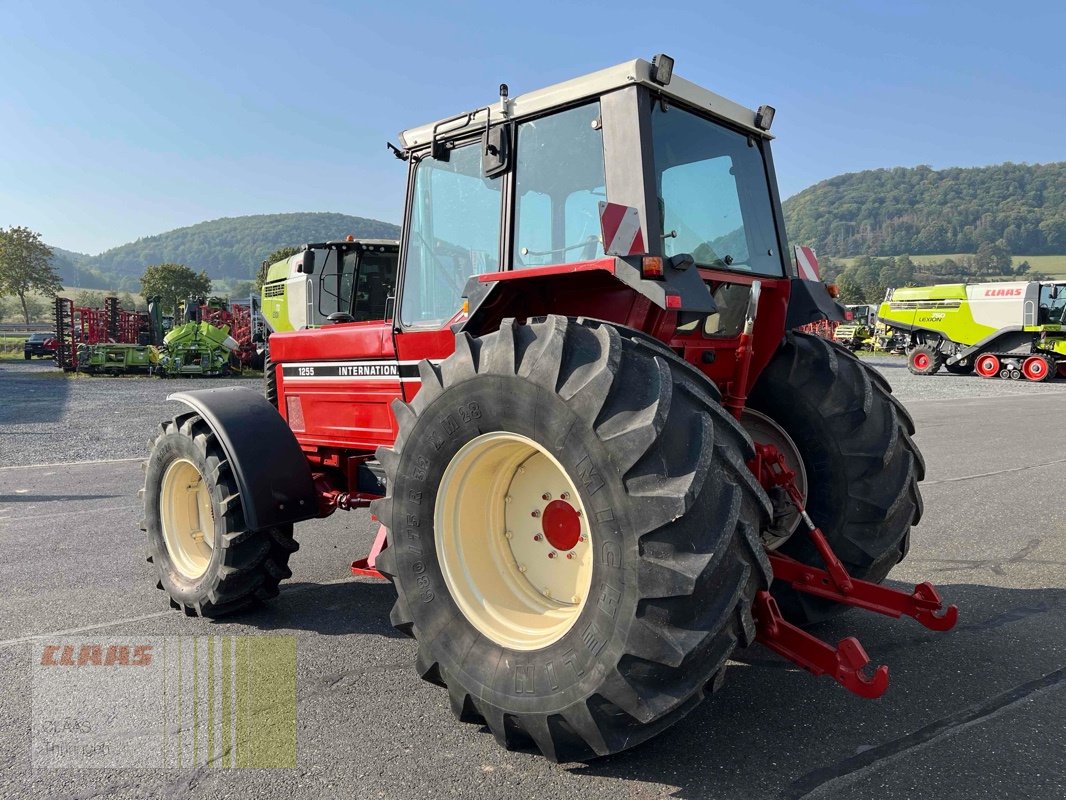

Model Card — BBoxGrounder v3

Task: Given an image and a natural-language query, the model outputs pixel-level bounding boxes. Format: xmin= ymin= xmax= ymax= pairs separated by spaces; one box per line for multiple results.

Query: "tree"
xmin=0 ymin=226 xmax=62 ymax=324
xmin=74 ymin=289 xmax=106 ymax=308
xmin=140 ymin=263 xmax=213 ymax=314
xmin=256 ymin=245 xmax=300 ymax=291
xmin=229 ymin=280 xmax=256 ymax=300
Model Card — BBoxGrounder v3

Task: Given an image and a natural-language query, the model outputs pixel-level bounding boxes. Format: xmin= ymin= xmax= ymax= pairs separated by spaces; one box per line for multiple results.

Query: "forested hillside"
xmin=783 ymin=162 xmax=1066 ymax=257
xmin=46 ymin=212 xmax=399 ymax=287
xmin=88 ymin=212 xmax=399 ymax=279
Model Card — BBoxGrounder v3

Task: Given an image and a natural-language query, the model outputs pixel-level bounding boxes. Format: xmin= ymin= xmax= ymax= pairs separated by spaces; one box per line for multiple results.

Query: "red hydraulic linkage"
xmin=749 ymin=443 xmax=958 ymax=698
xmin=719 ymin=284 xmax=956 ymax=698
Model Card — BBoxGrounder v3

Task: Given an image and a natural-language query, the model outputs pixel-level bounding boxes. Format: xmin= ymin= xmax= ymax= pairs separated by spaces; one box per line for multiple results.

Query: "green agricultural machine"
xmin=156 ymin=318 xmax=238 ymax=377
xmin=832 ymin=304 xmax=875 ymax=350
xmin=879 ymin=280 xmax=1066 ymax=380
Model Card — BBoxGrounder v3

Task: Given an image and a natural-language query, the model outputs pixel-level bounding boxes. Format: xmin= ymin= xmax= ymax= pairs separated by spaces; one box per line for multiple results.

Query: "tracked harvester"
xmin=880 ymin=280 xmax=1066 ymax=380
xmin=142 ymin=56 xmax=956 ymax=761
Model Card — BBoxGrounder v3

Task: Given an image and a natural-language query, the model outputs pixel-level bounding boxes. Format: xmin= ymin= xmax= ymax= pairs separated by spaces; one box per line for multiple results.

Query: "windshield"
xmin=651 ymin=105 xmax=783 ymax=276
xmin=1039 ymin=283 xmax=1066 ymax=324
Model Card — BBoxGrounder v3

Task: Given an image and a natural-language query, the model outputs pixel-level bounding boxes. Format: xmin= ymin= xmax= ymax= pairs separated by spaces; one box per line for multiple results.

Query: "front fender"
xmin=168 ymin=387 xmax=316 ymax=531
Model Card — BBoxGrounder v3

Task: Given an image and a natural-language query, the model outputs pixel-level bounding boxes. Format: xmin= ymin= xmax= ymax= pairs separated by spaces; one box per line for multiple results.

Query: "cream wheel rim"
xmin=435 ymin=432 xmax=593 ymax=651
xmin=159 ymin=458 xmax=215 ymax=579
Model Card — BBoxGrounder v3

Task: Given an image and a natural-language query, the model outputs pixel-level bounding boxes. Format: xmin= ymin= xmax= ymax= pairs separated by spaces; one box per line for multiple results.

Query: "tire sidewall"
xmin=387 ymin=375 xmax=638 ymax=715
xmin=144 ymin=429 xmax=223 ymax=604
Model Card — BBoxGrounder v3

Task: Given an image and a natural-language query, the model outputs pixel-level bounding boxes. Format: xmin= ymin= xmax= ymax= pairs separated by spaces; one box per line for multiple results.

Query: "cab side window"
xmin=401 ymin=145 xmax=501 ymax=327
xmin=513 ymin=103 xmax=607 ymax=268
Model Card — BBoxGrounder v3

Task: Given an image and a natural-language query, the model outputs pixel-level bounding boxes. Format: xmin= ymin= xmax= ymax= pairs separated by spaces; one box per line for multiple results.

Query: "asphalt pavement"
xmin=0 ymin=357 xmax=1063 ymax=799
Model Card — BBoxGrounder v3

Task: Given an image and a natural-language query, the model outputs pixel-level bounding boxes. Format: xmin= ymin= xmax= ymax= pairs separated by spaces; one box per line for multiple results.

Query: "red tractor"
xmin=142 ymin=56 xmax=956 ymax=761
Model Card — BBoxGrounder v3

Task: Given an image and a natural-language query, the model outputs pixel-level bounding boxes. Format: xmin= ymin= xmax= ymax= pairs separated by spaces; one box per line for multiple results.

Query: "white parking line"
xmin=0 ymin=575 xmax=365 ymax=649
xmin=0 ymin=457 xmax=143 ymax=472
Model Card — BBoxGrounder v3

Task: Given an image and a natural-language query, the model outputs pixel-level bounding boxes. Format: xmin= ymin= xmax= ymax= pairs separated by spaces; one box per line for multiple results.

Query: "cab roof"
xmin=399 ymin=58 xmax=769 ymax=150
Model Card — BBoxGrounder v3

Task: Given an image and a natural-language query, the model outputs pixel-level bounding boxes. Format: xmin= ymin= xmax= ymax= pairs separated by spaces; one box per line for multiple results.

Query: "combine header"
xmin=141 ymin=56 xmax=956 ymax=761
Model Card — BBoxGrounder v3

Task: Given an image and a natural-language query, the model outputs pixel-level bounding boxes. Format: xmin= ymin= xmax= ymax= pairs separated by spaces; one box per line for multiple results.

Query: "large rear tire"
xmin=374 ymin=316 xmax=770 ymax=761
xmin=748 ymin=332 xmax=924 ymax=625
xmin=142 ymin=413 xmax=298 ymax=616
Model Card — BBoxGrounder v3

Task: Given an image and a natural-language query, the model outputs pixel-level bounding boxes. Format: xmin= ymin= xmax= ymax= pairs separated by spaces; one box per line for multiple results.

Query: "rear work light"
xmin=642 ymin=256 xmax=664 ymax=279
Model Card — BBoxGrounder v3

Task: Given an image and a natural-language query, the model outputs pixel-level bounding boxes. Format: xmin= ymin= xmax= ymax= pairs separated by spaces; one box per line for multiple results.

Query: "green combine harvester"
xmin=878 ymin=280 xmax=1066 ymax=380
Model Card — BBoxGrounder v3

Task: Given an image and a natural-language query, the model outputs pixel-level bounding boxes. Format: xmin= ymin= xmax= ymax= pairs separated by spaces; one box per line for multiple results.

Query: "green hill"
xmin=783 ymin=162 xmax=1066 ymax=257
xmin=48 ymin=212 xmax=399 ymax=287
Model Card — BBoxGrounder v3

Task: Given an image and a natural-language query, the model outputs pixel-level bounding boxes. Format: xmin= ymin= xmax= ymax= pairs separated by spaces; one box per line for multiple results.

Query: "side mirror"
xmin=482 ymin=123 xmax=511 ymax=178
xmin=295 ymin=249 xmax=316 ymax=275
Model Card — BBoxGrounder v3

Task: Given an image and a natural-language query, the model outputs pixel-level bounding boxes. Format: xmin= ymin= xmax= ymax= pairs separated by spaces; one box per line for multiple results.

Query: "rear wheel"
xmin=907 ymin=344 xmax=943 ymax=375
xmin=142 ymin=413 xmax=298 ymax=616
xmin=374 ymin=316 xmax=770 ymax=761
xmin=748 ymin=332 xmax=924 ymax=625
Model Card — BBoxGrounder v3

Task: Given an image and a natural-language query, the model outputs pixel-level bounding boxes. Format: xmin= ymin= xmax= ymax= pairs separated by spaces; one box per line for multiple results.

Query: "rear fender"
xmin=785 ymin=279 xmax=845 ymax=329
xmin=168 ymin=387 xmax=317 ymax=531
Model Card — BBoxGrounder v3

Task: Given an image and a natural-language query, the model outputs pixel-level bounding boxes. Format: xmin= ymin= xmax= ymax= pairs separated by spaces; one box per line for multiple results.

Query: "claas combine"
xmin=141 ymin=56 xmax=957 ymax=761
xmin=879 ymin=280 xmax=1066 ymax=380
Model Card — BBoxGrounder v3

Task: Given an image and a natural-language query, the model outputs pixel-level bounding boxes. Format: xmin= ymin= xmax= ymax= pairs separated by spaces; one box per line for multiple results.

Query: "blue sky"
xmin=1 ymin=0 xmax=1062 ymax=254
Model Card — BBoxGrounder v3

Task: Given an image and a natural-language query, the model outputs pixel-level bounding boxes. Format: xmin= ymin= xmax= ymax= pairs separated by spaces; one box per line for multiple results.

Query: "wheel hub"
xmin=741 ymin=408 xmax=808 ymax=549
xmin=435 ymin=432 xmax=593 ymax=651
xmin=541 ymin=499 xmax=581 ymax=551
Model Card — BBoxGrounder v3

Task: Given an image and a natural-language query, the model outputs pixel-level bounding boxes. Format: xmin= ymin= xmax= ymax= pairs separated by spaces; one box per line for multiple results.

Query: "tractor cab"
xmin=383 ymin=56 xmax=837 ymax=395
xmin=261 ymin=238 xmax=399 ymax=333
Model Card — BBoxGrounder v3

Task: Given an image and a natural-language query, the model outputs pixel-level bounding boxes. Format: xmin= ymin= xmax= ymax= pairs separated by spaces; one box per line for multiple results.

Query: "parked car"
xmin=24 ymin=332 xmax=58 ymax=360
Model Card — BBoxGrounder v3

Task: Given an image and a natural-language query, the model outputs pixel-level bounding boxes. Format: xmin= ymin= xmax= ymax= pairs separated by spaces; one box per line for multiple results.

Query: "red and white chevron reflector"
xmin=794 ymin=245 xmax=821 ymax=281
xmin=599 ymin=201 xmax=647 ymax=257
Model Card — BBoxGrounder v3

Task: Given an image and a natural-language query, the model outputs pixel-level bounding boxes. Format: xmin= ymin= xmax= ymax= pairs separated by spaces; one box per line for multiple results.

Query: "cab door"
xmin=393 ymin=141 xmax=505 ymax=397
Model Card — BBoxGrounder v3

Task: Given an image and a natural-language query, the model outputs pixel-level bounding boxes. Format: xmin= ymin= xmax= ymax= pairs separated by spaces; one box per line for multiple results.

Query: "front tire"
xmin=748 ymin=332 xmax=924 ymax=625
xmin=907 ymin=344 xmax=943 ymax=375
xmin=142 ymin=413 xmax=299 ymax=616
xmin=374 ymin=317 xmax=770 ymax=761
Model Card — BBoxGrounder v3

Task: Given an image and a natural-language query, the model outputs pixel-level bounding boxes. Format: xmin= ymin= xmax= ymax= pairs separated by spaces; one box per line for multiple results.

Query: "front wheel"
xmin=907 ymin=344 xmax=943 ymax=375
xmin=374 ymin=317 xmax=770 ymax=761
xmin=142 ymin=413 xmax=298 ymax=616
xmin=748 ymin=332 xmax=924 ymax=625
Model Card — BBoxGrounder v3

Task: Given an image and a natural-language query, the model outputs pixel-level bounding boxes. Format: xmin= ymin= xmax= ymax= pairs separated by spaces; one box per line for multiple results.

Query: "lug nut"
xmin=504 ymin=531 xmax=513 ymax=540
xmin=531 ymin=509 xmax=541 ymax=518
xmin=548 ymin=551 xmax=556 ymax=559
xmin=533 ymin=534 xmax=543 ymax=542
xmin=505 ymin=495 xmax=512 ymax=504
xmin=566 ymin=552 xmax=574 ymax=560
xmin=542 ymin=492 xmax=552 ymax=501
xmin=518 ymin=565 xmax=527 ymax=573
xmin=560 ymin=492 xmax=570 ymax=500
xmin=543 ymin=588 xmax=552 ymax=597
xmin=571 ymin=595 xmax=580 ymax=603
xmin=578 ymin=535 xmax=587 ymax=543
